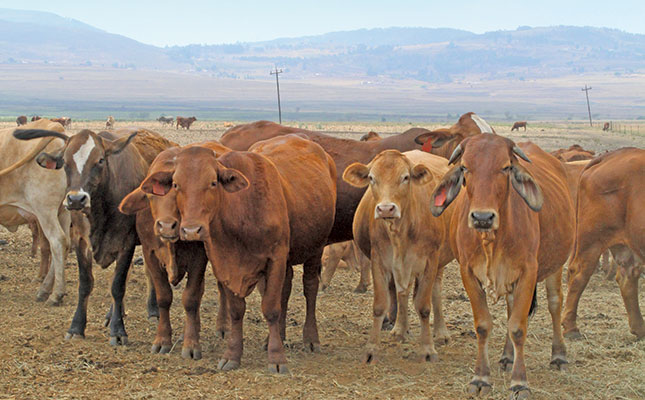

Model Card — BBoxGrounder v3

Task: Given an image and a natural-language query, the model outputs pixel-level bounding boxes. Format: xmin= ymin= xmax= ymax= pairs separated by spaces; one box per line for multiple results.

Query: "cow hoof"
xmin=151 ymin=343 xmax=171 ymax=354
xmin=420 ymin=352 xmax=439 ymax=363
xmin=304 ymin=342 xmax=320 ymax=353
xmin=217 ymin=359 xmax=240 ymax=371
xmin=182 ymin=347 xmax=202 ymax=360
xmin=109 ymin=335 xmax=128 ymax=346
xmin=363 ymin=351 xmax=377 ymax=364
xmin=215 ymin=329 xmax=227 ymax=340
xmin=631 ymin=328 xmax=645 ymax=340
xmin=353 ymin=285 xmax=368 ymax=294
xmin=133 ymin=257 xmax=144 ymax=266
xmin=46 ymin=295 xmax=64 ymax=307
xmin=550 ymin=356 xmax=568 ymax=371
xmin=148 ymin=316 xmax=159 ymax=324
xmin=391 ymin=328 xmax=406 ymax=343
xmin=509 ymin=385 xmax=531 ymax=399
xmin=434 ymin=333 xmax=450 ymax=345
xmin=268 ymin=363 xmax=289 ymax=374
xmin=64 ymin=332 xmax=85 ymax=341
xmin=563 ymin=330 xmax=583 ymax=340
xmin=35 ymin=290 xmax=50 ymax=302
xmin=381 ymin=318 xmax=394 ymax=331
xmin=467 ymin=380 xmax=491 ymax=396
xmin=320 ymin=284 xmax=329 ymax=292
xmin=499 ymin=356 xmax=514 ymax=372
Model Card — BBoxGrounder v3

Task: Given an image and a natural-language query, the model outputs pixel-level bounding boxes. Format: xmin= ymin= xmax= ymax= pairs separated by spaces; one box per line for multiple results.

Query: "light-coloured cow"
xmin=106 ymin=116 xmax=115 ymax=130
xmin=320 ymin=240 xmax=371 ymax=293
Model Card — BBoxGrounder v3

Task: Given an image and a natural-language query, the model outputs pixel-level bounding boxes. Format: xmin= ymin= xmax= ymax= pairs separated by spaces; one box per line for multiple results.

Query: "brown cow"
xmin=106 ymin=116 xmax=115 ymax=130
xmin=345 ymin=150 xmax=453 ymax=363
xmin=562 ymin=148 xmax=645 ymax=340
xmin=320 ymin=240 xmax=371 ymax=293
xmin=119 ymin=141 xmax=231 ymax=359
xmin=360 ymin=131 xmax=382 ymax=141
xmin=31 ymin=116 xmax=41 ymax=122
xmin=50 ymin=117 xmax=71 ymax=128
xmin=511 ymin=121 xmax=527 ymax=131
xmin=551 ymin=144 xmax=595 ymax=162
xmin=176 ymin=116 xmax=197 ymax=130
xmin=150 ymin=134 xmax=336 ymax=372
xmin=157 ymin=116 xmax=174 ymax=126
xmin=603 ymin=122 xmax=610 ymax=131
xmin=16 ymin=115 xmax=27 ymax=126
xmin=430 ymin=135 xmax=573 ymax=397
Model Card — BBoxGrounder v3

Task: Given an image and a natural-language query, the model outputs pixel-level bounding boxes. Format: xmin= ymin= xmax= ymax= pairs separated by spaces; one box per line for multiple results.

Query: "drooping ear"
xmin=342 ymin=162 xmax=370 ymax=188
xmin=415 ymin=130 xmax=457 ymax=152
xmin=411 ymin=164 xmax=434 ymax=185
xmin=218 ymin=167 xmax=249 ymax=193
xmin=360 ymin=131 xmax=381 ymax=141
xmin=141 ymin=171 xmax=173 ymax=196
xmin=510 ymin=164 xmax=543 ymax=212
xmin=36 ymin=152 xmax=64 ymax=170
xmin=104 ymin=132 xmax=138 ymax=156
xmin=430 ymin=165 xmax=464 ymax=217
xmin=119 ymin=188 xmax=149 ymax=215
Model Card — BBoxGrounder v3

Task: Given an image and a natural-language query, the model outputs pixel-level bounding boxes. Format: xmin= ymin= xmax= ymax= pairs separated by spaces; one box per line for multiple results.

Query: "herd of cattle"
xmin=1 ymin=112 xmax=642 ymax=398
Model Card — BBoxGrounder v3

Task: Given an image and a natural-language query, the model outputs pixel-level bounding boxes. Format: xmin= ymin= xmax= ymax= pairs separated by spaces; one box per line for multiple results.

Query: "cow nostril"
xmin=471 ymin=211 xmax=495 ymax=222
xmin=171 ymin=221 xmax=177 ymax=229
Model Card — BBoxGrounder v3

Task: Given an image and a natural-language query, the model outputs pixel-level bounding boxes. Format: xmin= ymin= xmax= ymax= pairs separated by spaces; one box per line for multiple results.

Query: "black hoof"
xmin=181 ymin=347 xmax=202 ymax=360
xmin=467 ymin=380 xmax=492 ymax=396
xmin=109 ymin=336 xmax=128 ymax=346
xmin=509 ymin=385 xmax=531 ymax=399
xmin=150 ymin=343 xmax=171 ymax=354
xmin=217 ymin=359 xmax=240 ymax=371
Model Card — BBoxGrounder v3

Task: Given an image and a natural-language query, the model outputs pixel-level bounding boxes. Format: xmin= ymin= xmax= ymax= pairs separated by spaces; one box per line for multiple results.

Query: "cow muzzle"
xmin=374 ymin=202 xmax=400 ymax=219
xmin=65 ymin=190 xmax=90 ymax=211
xmin=469 ymin=209 xmax=498 ymax=231
xmin=180 ymin=223 xmax=206 ymax=241
xmin=156 ymin=219 xmax=179 ymax=243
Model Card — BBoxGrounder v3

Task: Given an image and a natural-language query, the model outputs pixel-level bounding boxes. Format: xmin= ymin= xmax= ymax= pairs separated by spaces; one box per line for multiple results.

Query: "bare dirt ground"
xmin=0 ymin=119 xmax=643 ymax=399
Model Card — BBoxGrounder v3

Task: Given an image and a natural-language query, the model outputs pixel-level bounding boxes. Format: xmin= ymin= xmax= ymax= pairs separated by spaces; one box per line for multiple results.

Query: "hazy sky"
xmin=1 ymin=0 xmax=644 ymax=47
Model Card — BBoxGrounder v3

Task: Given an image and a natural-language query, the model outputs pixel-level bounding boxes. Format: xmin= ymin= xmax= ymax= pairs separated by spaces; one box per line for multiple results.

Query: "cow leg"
xmin=461 ymin=264 xmax=493 ymax=397
xmin=65 ymin=246 xmax=93 ymax=339
xmin=616 ymin=262 xmax=645 ymax=339
xmin=144 ymin=268 xmax=159 ymax=322
xmin=37 ymin=228 xmax=51 ymax=283
xmin=382 ymin=278 xmax=397 ymax=330
xmin=432 ymin=267 xmax=450 ymax=344
xmin=414 ymin=261 xmax=439 ymax=362
xmin=36 ymin=213 xmax=69 ymax=306
xmin=506 ymin=272 xmax=537 ymax=399
xmin=215 ymin=281 xmax=230 ymax=339
xmin=218 ymin=287 xmax=245 ymax=371
xmin=147 ymin=253 xmax=173 ymax=354
xmin=279 ymin=264 xmax=294 ymax=344
xmin=303 ymin=252 xmax=323 ymax=352
xmin=546 ymin=268 xmax=568 ymax=370
xmin=364 ymin=252 xmax=389 ymax=364
xmin=28 ymin=218 xmax=40 ymax=258
xmin=181 ymin=257 xmax=207 ymax=360
xmin=263 ymin=255 xmax=289 ymax=373
xmin=499 ymin=294 xmax=515 ymax=372
xmin=320 ymin=246 xmax=342 ymax=291
xmin=391 ymin=285 xmax=410 ymax=342
xmin=355 ymin=254 xmax=371 ymax=293
xmin=107 ymin=245 xmax=135 ymax=346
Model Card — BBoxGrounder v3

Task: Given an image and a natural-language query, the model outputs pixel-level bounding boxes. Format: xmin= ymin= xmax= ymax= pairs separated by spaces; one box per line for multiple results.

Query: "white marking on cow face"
xmin=471 ymin=114 xmax=493 ymax=134
xmin=72 ymin=137 xmax=96 ymax=175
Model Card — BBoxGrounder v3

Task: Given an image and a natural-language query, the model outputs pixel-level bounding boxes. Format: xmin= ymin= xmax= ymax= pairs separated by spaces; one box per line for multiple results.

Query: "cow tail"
xmin=528 ymin=284 xmax=538 ymax=319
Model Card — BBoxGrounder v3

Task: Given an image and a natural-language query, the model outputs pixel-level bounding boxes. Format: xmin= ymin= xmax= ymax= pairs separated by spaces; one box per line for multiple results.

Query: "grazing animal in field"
xmin=320 ymin=240 xmax=371 ymax=293
xmin=106 ymin=116 xmax=115 ymax=130
xmin=157 ymin=116 xmax=174 ymax=126
xmin=0 ymin=119 xmax=70 ymax=305
xmin=550 ymin=144 xmax=595 ymax=162
xmin=345 ymin=150 xmax=453 ymax=363
xmin=16 ymin=115 xmax=27 ymax=126
xmin=153 ymin=134 xmax=336 ymax=372
xmin=13 ymin=126 xmax=174 ymax=345
xmin=511 ymin=121 xmax=527 ymax=131
xmin=31 ymin=116 xmax=41 ymax=122
xmin=176 ymin=116 xmax=197 ymax=130
xmin=360 ymin=131 xmax=382 ymax=141
xmin=430 ymin=134 xmax=573 ymax=397
xmin=603 ymin=122 xmax=610 ymax=131
xmin=562 ymin=148 xmax=645 ymax=340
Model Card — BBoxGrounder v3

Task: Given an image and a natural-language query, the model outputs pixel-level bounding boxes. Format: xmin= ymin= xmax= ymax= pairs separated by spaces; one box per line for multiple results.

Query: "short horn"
xmin=448 ymin=143 xmax=463 ymax=165
xmin=512 ymin=146 xmax=531 ymax=163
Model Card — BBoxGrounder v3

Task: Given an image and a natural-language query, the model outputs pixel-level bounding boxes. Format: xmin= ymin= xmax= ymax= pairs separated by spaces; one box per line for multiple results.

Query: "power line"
xmin=581 ymin=85 xmax=593 ymax=127
xmin=270 ymin=66 xmax=283 ymax=124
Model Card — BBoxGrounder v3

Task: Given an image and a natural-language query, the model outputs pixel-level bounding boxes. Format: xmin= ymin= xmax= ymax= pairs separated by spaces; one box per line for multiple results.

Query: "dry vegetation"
xmin=0 ymin=119 xmax=644 ymax=399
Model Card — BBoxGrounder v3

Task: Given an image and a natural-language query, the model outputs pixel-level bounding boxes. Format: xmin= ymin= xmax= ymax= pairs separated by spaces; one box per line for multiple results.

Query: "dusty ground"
xmin=0 ymin=119 xmax=644 ymax=399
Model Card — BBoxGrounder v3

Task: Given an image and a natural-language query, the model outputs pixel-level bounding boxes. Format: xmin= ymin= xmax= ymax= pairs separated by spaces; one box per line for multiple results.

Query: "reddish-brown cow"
xmin=431 ymin=134 xmax=573 ymax=397
xmin=511 ymin=121 xmax=527 ymax=131
xmin=16 ymin=115 xmax=27 ymax=126
xmin=551 ymin=144 xmax=595 ymax=162
xmin=562 ymin=148 xmax=645 ymax=339
xmin=603 ymin=122 xmax=610 ymax=131
xmin=176 ymin=116 xmax=197 ymax=130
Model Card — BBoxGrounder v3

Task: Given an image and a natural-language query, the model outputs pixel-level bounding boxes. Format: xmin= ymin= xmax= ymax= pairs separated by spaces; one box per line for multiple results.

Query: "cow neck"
xmin=374 ymin=129 xmax=421 ymax=154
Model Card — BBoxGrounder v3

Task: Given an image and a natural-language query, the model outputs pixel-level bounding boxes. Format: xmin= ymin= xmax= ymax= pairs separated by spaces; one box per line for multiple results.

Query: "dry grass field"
xmin=0 ymin=119 xmax=643 ymax=399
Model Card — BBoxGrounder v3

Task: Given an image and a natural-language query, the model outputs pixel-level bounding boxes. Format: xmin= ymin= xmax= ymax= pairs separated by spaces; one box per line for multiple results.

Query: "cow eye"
xmin=97 ymin=158 xmax=105 ymax=165
xmin=210 ymin=181 xmax=217 ymax=188
xmin=402 ymin=175 xmax=409 ymax=183
xmin=172 ymin=182 xmax=178 ymax=190
xmin=502 ymin=165 xmax=512 ymax=173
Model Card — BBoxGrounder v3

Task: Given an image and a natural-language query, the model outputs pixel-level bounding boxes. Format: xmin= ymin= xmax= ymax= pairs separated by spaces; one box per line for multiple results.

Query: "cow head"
xmin=14 ymin=128 xmax=137 ymax=211
xmin=430 ymin=134 xmax=543 ymax=232
xmin=344 ymin=150 xmax=433 ymax=220
xmin=170 ymin=147 xmax=248 ymax=241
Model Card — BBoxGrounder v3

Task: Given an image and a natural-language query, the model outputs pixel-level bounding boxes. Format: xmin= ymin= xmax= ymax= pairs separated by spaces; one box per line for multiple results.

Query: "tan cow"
xmin=1 ymin=119 xmax=70 ymax=304
xmin=563 ymin=148 xmax=645 ymax=339
xmin=431 ymin=135 xmax=573 ymax=397
xmin=320 ymin=240 xmax=371 ymax=293
xmin=106 ymin=116 xmax=115 ymax=130
xmin=345 ymin=149 xmax=453 ymax=363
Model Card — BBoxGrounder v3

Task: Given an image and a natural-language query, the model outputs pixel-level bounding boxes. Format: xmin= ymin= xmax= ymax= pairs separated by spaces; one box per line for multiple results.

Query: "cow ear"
xmin=104 ymin=132 xmax=138 ymax=156
xmin=36 ymin=152 xmax=64 ymax=170
xmin=414 ymin=130 xmax=457 ymax=151
xmin=343 ymin=162 xmax=370 ymax=187
xmin=141 ymin=171 xmax=173 ymax=196
xmin=510 ymin=165 xmax=543 ymax=212
xmin=119 ymin=188 xmax=149 ymax=215
xmin=411 ymin=164 xmax=433 ymax=185
xmin=218 ymin=167 xmax=249 ymax=193
xmin=430 ymin=165 xmax=464 ymax=217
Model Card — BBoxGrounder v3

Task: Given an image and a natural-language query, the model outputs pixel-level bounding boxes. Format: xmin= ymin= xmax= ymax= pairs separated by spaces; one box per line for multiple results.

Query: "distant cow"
xmin=320 ymin=241 xmax=371 ymax=293
xmin=16 ymin=116 xmax=27 ymax=126
xmin=603 ymin=122 xmax=610 ymax=131
xmin=511 ymin=121 xmax=527 ymax=131
xmin=176 ymin=116 xmax=197 ymax=130
xmin=31 ymin=116 xmax=41 ymax=122
xmin=106 ymin=116 xmax=115 ymax=130
xmin=50 ymin=117 xmax=71 ymax=128
xmin=157 ymin=116 xmax=174 ymax=126
xmin=359 ymin=131 xmax=382 ymax=141
xmin=563 ymin=148 xmax=645 ymax=340
xmin=550 ymin=144 xmax=595 ymax=162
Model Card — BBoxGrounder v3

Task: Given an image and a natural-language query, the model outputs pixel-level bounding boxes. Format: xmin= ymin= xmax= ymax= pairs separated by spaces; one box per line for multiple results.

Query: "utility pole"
xmin=581 ymin=85 xmax=593 ymax=127
xmin=270 ymin=66 xmax=283 ymax=124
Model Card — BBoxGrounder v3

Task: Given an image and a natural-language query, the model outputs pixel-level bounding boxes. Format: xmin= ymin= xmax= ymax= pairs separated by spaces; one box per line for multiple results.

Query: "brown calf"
xmin=320 ymin=241 xmax=371 ymax=293
xmin=431 ymin=135 xmax=573 ymax=397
